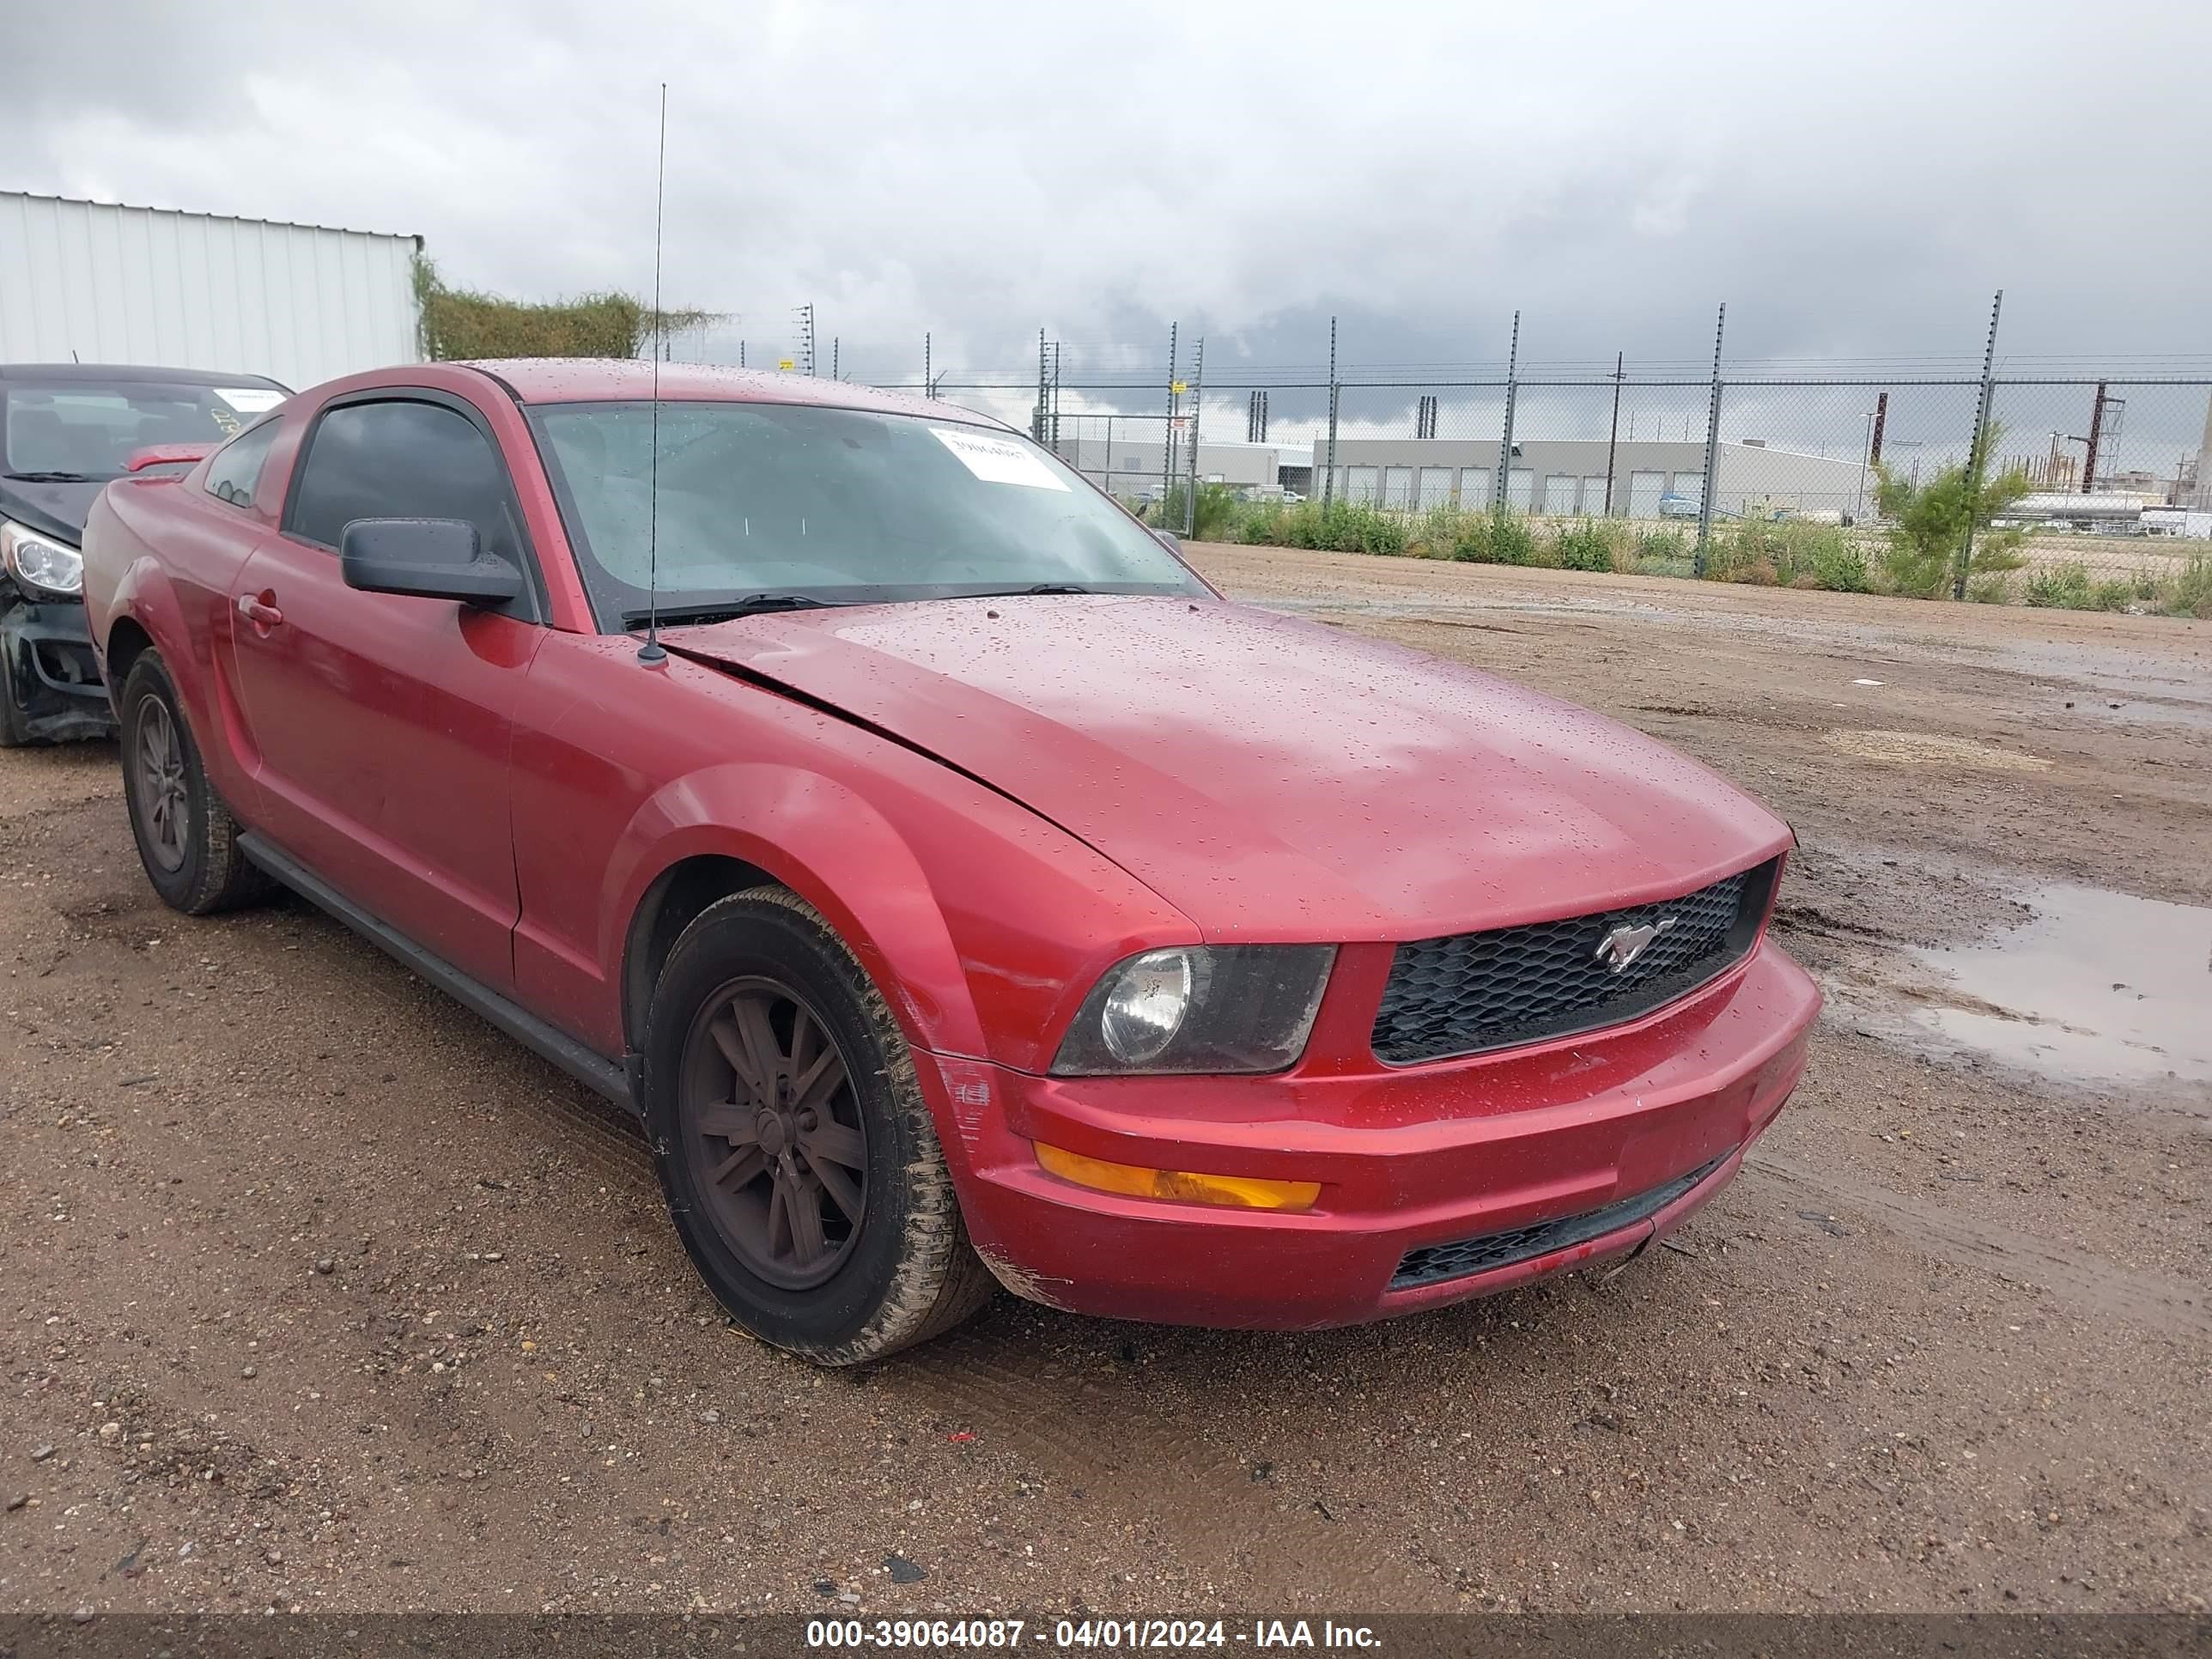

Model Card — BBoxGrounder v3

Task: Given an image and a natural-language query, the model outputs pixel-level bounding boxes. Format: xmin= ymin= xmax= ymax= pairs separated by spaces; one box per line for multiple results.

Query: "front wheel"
xmin=644 ymin=886 xmax=994 ymax=1364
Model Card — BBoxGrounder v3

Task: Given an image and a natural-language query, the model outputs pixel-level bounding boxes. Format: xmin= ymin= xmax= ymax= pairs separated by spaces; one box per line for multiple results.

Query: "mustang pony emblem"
xmin=1595 ymin=915 xmax=1676 ymax=973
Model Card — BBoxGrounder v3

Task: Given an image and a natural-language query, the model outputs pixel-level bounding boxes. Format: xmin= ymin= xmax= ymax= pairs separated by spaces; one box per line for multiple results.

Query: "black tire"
xmin=118 ymin=651 xmax=276 ymax=915
xmin=0 ymin=636 xmax=33 ymax=748
xmin=645 ymin=885 xmax=994 ymax=1364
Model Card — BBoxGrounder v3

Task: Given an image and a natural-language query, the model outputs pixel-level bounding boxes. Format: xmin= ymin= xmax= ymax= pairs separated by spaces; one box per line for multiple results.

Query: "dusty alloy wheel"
xmin=117 ymin=651 xmax=275 ymax=915
xmin=644 ymin=886 xmax=994 ymax=1364
xmin=131 ymin=694 xmax=191 ymax=873
xmin=678 ymin=975 xmax=869 ymax=1290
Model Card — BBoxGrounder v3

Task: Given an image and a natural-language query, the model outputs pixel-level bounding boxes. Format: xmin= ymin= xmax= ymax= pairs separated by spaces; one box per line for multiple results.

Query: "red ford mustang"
xmin=81 ymin=361 xmax=1820 ymax=1364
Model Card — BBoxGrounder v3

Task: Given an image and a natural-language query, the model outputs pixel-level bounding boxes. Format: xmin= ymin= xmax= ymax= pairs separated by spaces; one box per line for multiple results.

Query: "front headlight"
xmin=1 ymin=519 xmax=83 ymax=597
xmin=1052 ymin=944 xmax=1336 ymax=1076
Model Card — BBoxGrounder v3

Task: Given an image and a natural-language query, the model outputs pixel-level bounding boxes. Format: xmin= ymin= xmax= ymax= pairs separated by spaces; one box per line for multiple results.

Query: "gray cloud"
xmin=8 ymin=0 xmax=2209 ymax=388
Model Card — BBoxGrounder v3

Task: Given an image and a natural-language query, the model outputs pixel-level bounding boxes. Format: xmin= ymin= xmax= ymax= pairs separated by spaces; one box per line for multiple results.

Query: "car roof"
xmin=0 ymin=362 xmax=291 ymax=391
xmin=460 ymin=358 xmax=1009 ymax=430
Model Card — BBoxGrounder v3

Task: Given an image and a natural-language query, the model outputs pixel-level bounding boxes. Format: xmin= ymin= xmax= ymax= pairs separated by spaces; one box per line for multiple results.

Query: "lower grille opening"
xmin=1389 ymin=1150 xmax=1734 ymax=1291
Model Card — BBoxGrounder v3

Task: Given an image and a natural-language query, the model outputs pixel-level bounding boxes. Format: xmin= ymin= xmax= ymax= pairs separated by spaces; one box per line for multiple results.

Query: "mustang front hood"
xmin=667 ymin=595 xmax=1790 ymax=940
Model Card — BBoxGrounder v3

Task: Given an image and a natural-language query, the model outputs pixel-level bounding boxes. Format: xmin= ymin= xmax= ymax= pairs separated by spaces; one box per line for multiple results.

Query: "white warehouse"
xmin=1052 ymin=434 xmax=1303 ymax=497
xmin=0 ymin=191 xmax=422 ymax=388
xmin=1317 ymin=436 xmax=1877 ymax=520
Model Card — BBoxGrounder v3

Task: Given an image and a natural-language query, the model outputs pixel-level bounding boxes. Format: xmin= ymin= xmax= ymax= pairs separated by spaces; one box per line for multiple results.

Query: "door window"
xmin=204 ymin=420 xmax=281 ymax=510
xmin=288 ymin=398 xmax=525 ymax=564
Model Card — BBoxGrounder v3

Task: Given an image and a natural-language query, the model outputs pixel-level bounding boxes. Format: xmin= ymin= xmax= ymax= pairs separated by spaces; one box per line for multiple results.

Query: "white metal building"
xmin=0 ymin=191 xmax=422 ymax=387
xmin=1053 ymin=434 xmax=1297 ymax=497
xmin=1316 ymin=436 xmax=1877 ymax=520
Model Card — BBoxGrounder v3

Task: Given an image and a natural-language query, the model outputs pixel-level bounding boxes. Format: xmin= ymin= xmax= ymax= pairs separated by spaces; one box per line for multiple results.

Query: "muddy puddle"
xmin=1905 ymin=884 xmax=2212 ymax=1088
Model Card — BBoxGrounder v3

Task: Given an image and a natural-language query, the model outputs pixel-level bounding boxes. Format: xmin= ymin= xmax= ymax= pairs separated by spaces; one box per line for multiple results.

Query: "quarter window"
xmin=289 ymin=399 xmax=523 ymax=562
xmin=203 ymin=420 xmax=280 ymax=510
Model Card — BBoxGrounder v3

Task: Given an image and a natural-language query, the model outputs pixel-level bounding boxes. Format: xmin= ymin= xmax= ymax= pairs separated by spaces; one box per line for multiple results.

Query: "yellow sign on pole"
xmin=1170 ymin=381 xmax=1187 ymax=394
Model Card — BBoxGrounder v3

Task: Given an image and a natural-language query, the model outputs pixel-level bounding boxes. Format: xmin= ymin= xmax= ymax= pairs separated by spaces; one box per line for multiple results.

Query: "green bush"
xmin=2021 ymin=563 xmax=2132 ymax=611
xmin=1449 ymin=509 xmax=1538 ymax=566
xmin=1633 ymin=527 xmax=1692 ymax=577
xmin=412 ymin=253 xmax=716 ymax=361
xmin=1403 ymin=504 xmax=1464 ymax=559
xmin=1966 ymin=572 xmax=2014 ymax=604
xmin=1701 ymin=524 xmax=1765 ymax=583
xmin=2162 ymin=555 xmax=2212 ymax=620
xmin=1875 ymin=437 xmax=2030 ymax=598
xmin=2024 ymin=563 xmax=2094 ymax=609
xmin=1156 ymin=483 xmax=1242 ymax=542
xmin=1224 ymin=497 xmax=1408 ymax=556
xmin=1337 ymin=502 xmax=1407 ymax=556
xmin=1797 ymin=531 xmax=1870 ymax=593
xmin=1552 ymin=519 xmax=1620 ymax=574
xmin=1701 ymin=518 xmax=1869 ymax=592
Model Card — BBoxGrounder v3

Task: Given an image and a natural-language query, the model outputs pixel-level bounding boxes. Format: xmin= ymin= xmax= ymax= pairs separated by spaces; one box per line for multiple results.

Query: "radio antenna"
xmin=637 ymin=82 xmax=670 ymax=665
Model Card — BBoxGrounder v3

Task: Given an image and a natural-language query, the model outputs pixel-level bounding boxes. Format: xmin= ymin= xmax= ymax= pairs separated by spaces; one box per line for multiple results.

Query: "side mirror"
xmin=1153 ymin=529 xmax=1182 ymax=554
xmin=339 ymin=518 xmax=521 ymax=605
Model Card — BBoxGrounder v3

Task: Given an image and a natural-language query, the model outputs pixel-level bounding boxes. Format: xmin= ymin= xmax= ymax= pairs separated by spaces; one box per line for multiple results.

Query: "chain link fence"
xmin=666 ymin=314 xmax=2212 ymax=599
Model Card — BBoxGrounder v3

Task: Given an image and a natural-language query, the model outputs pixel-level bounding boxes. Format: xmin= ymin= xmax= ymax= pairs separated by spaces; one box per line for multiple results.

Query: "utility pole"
xmin=1694 ymin=304 xmax=1725 ymax=577
xmin=1602 ymin=350 xmax=1624 ymax=515
xmin=1322 ymin=316 xmax=1340 ymax=507
xmin=2082 ymin=380 xmax=2108 ymax=495
xmin=792 ymin=304 xmax=816 ymax=376
xmin=1163 ymin=323 xmax=1179 ymax=517
xmin=1955 ymin=289 xmax=2004 ymax=599
xmin=1036 ymin=328 xmax=1049 ymax=444
xmin=1494 ymin=311 xmax=1520 ymax=511
xmin=1185 ymin=337 xmax=1204 ymax=537
xmin=830 ymin=337 xmax=839 ymax=380
xmin=922 ymin=332 xmax=931 ymax=397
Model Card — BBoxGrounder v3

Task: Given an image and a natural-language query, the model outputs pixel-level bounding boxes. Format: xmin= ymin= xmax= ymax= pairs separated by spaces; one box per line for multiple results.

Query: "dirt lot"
xmin=3 ymin=547 xmax=2207 ymax=1618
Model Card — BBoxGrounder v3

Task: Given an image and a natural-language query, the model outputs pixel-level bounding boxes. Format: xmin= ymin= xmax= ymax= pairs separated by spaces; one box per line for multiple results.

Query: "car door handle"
xmin=237 ymin=593 xmax=284 ymax=629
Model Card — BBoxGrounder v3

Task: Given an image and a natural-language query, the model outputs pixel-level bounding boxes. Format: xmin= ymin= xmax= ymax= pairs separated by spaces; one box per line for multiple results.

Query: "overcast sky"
xmin=9 ymin=0 xmax=2209 ymax=384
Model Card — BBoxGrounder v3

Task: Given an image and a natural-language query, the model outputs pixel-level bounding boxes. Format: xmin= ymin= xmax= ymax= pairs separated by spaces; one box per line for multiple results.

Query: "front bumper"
xmin=921 ymin=937 xmax=1820 ymax=1329
xmin=2 ymin=598 xmax=112 ymax=741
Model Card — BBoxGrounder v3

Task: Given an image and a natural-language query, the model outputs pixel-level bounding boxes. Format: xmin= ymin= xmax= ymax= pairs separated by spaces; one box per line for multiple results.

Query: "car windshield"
xmin=2 ymin=378 xmax=284 ymax=479
xmin=528 ymin=401 xmax=1205 ymax=623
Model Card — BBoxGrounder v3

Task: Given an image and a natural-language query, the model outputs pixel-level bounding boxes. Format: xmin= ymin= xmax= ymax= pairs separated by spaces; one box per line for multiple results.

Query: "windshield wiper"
xmin=3 ymin=471 xmax=102 ymax=484
xmin=622 ymin=593 xmax=841 ymax=628
xmin=952 ymin=582 xmax=1096 ymax=599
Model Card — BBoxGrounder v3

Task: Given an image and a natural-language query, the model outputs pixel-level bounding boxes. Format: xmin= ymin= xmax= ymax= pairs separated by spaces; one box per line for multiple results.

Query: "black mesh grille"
xmin=1390 ymin=1152 xmax=1731 ymax=1291
xmin=1370 ymin=859 xmax=1778 ymax=1065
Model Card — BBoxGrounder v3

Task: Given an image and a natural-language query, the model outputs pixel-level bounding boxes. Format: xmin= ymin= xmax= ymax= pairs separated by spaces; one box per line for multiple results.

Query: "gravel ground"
xmin=3 ymin=548 xmax=2206 ymax=1617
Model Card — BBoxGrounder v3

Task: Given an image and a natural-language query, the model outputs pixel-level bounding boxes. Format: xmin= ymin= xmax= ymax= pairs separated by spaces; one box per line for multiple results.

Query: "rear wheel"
xmin=645 ymin=886 xmax=994 ymax=1364
xmin=118 ymin=652 xmax=274 ymax=915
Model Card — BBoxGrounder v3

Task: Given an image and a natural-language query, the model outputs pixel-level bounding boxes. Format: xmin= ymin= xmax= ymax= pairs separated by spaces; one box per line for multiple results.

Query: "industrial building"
xmin=1052 ymin=434 xmax=1312 ymax=499
xmin=0 ymin=191 xmax=422 ymax=387
xmin=1316 ymin=436 xmax=1876 ymax=520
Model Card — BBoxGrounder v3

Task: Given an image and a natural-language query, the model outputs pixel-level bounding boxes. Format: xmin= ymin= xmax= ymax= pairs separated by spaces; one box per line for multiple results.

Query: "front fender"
xmin=508 ymin=635 xmax=1199 ymax=1076
xmin=605 ymin=763 xmax=990 ymax=1060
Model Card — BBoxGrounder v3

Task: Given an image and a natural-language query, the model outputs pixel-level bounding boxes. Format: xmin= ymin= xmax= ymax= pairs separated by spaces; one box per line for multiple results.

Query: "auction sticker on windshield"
xmin=216 ymin=387 xmax=286 ymax=413
xmin=930 ymin=426 xmax=1068 ymax=490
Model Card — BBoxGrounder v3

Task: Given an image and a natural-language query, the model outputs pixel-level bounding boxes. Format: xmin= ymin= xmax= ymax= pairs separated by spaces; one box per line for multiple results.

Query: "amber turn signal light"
xmin=1033 ymin=1141 xmax=1320 ymax=1212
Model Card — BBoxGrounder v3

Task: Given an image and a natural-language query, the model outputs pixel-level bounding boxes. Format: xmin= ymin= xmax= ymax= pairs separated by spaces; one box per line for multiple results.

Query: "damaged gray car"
xmin=2 ymin=362 xmax=289 ymax=744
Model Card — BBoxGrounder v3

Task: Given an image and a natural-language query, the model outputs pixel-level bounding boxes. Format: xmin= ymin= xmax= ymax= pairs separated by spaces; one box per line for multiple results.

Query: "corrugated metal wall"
xmin=0 ymin=192 xmax=422 ymax=388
